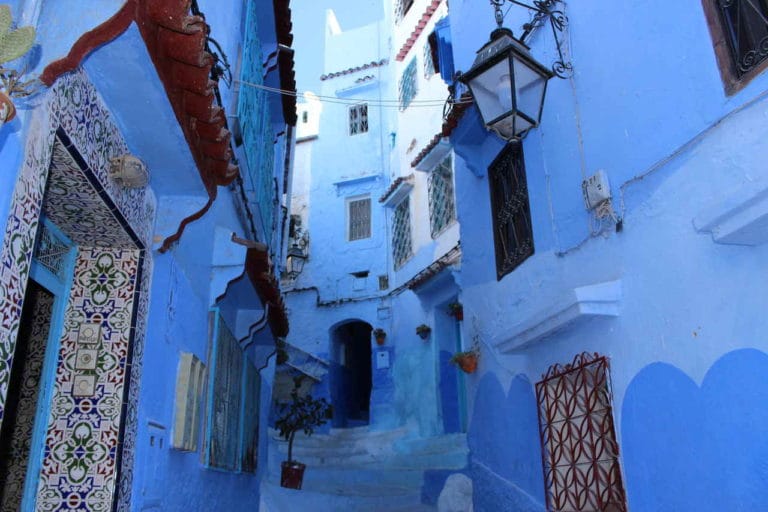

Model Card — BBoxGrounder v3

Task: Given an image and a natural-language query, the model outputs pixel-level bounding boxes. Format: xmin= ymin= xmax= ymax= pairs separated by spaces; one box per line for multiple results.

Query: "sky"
xmin=291 ymin=0 xmax=383 ymax=94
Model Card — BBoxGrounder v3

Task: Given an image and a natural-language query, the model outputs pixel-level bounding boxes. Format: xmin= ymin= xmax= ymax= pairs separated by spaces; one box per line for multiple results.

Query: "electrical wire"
xmin=236 ymin=79 xmax=474 ymax=108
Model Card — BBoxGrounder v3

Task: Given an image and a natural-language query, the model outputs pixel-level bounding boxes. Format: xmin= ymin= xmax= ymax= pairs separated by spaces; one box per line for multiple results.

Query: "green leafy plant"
xmin=416 ymin=324 xmax=431 ymax=339
xmin=0 ymin=5 xmax=37 ymax=99
xmin=447 ymin=301 xmax=464 ymax=320
xmin=275 ymin=377 xmax=332 ymax=464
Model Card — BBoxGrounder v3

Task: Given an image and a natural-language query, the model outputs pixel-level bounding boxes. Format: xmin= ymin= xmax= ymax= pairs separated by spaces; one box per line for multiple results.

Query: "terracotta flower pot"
xmin=455 ymin=354 xmax=478 ymax=374
xmin=375 ymin=335 xmax=386 ymax=346
xmin=453 ymin=310 xmax=464 ymax=321
xmin=280 ymin=461 xmax=306 ymax=489
xmin=0 ymin=92 xmax=16 ymax=123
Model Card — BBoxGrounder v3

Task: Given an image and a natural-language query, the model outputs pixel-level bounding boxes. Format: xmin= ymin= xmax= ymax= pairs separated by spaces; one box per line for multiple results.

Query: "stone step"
xmin=260 ymin=481 xmax=426 ymax=512
xmin=293 ymin=466 xmax=425 ymax=491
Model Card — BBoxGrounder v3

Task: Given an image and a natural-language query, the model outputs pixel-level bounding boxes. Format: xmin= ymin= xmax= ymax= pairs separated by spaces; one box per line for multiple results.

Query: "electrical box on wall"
xmin=582 ymin=170 xmax=611 ymax=210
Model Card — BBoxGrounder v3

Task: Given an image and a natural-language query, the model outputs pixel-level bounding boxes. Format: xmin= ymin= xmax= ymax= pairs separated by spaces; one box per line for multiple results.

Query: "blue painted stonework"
xmin=468 ymin=373 xmax=545 ymax=509
xmin=622 ymin=349 xmax=768 ymax=512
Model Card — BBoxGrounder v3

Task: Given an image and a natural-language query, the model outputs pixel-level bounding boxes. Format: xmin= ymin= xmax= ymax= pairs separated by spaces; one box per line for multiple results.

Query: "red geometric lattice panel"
xmin=535 ymin=353 xmax=628 ymax=512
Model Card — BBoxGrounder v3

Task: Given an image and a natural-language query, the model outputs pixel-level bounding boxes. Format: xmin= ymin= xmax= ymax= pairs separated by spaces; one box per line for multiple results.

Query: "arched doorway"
xmin=330 ymin=321 xmax=372 ymax=428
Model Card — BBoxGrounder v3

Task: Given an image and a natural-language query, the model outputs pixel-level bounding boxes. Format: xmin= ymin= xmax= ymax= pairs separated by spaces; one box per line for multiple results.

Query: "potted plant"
xmin=373 ymin=328 xmax=386 ymax=345
xmin=447 ymin=301 xmax=464 ymax=321
xmin=275 ymin=377 xmax=332 ymax=490
xmin=0 ymin=5 xmax=37 ymax=126
xmin=450 ymin=349 xmax=479 ymax=374
xmin=415 ymin=324 xmax=431 ymax=340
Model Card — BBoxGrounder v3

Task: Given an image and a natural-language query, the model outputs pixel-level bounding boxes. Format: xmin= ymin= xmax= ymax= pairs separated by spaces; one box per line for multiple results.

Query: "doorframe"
xmin=20 ymin=218 xmax=77 ymax=511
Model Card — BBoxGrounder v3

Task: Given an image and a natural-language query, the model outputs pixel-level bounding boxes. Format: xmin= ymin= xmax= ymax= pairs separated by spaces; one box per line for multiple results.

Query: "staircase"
xmin=260 ymin=426 xmax=468 ymax=512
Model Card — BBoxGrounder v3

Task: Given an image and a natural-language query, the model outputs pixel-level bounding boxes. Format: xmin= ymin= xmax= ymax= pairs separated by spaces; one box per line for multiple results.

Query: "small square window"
xmin=348 ymin=197 xmax=372 ymax=241
xmin=349 ymin=104 xmax=369 ymax=135
xmin=392 ymin=198 xmax=413 ymax=269
xmin=399 ymin=58 xmax=418 ymax=110
xmin=703 ymin=0 xmax=768 ymax=94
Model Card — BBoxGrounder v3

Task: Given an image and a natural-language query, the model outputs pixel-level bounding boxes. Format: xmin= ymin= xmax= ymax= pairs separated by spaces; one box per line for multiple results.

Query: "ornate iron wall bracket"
xmin=491 ymin=0 xmax=572 ymax=78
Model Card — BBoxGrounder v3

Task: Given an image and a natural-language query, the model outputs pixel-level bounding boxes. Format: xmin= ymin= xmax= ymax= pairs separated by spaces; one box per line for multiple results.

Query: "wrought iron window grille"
xmin=348 ymin=197 xmax=372 ymax=241
xmin=399 ymin=58 xmax=419 ymax=110
xmin=392 ymin=198 xmax=413 ymax=269
xmin=33 ymin=222 xmax=70 ymax=279
xmin=395 ymin=0 xmax=416 ymax=22
xmin=488 ymin=141 xmax=534 ymax=280
xmin=717 ymin=0 xmax=768 ymax=77
xmin=349 ymin=103 xmax=369 ymax=135
xmin=535 ymin=353 xmax=628 ymax=512
xmin=428 ymin=154 xmax=457 ymax=238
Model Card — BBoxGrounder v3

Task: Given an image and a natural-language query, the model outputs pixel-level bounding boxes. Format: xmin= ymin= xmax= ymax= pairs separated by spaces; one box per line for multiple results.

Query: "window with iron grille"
xmin=392 ymin=198 xmax=413 ymax=269
xmin=428 ymin=154 xmax=456 ymax=238
xmin=205 ymin=311 xmax=260 ymax=472
xmin=424 ymin=32 xmax=440 ymax=77
xmin=488 ymin=141 xmax=534 ymax=280
xmin=349 ymin=103 xmax=369 ymax=135
xmin=399 ymin=58 xmax=418 ymax=110
xmin=395 ymin=0 xmax=415 ymax=22
xmin=535 ymin=353 xmax=628 ymax=512
xmin=348 ymin=197 xmax=372 ymax=241
xmin=703 ymin=0 xmax=768 ymax=93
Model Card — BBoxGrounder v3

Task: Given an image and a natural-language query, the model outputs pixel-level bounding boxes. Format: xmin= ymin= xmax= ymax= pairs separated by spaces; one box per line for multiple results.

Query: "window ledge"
xmin=494 ymin=279 xmax=622 ymax=353
xmin=380 ymin=174 xmax=415 ymax=207
xmin=414 ymin=136 xmax=451 ymax=171
xmin=694 ymin=180 xmax=768 ymax=245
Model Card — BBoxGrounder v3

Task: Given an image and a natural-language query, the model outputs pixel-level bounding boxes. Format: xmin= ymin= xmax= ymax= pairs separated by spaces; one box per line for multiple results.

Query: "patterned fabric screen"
xmin=428 ymin=154 xmax=456 ymax=238
xmin=535 ymin=353 xmax=628 ymax=512
xmin=392 ymin=198 xmax=412 ymax=269
xmin=399 ymin=58 xmax=418 ymax=110
xmin=348 ymin=197 xmax=372 ymax=241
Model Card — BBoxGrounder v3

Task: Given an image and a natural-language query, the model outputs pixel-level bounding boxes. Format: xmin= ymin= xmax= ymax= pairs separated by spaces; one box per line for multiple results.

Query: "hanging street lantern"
xmin=459 ymin=28 xmax=552 ymax=141
xmin=458 ymin=0 xmax=571 ymax=141
xmin=285 ymin=242 xmax=307 ymax=280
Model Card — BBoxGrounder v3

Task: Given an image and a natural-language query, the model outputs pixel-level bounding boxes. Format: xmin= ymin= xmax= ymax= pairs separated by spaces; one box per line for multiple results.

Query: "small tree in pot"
xmin=275 ymin=376 xmax=332 ymax=489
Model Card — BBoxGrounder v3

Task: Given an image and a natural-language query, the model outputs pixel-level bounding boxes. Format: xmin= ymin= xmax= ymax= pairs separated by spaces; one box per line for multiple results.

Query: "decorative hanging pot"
xmin=0 ymin=91 xmax=17 ymax=124
xmin=373 ymin=328 xmax=386 ymax=345
xmin=451 ymin=353 xmax=478 ymax=374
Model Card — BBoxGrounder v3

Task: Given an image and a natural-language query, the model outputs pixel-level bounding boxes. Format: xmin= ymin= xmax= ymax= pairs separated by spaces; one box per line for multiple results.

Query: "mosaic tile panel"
xmin=43 ymin=139 xmax=138 ymax=249
xmin=36 ymin=248 xmax=138 ymax=512
xmin=0 ymin=68 xmax=155 ymax=512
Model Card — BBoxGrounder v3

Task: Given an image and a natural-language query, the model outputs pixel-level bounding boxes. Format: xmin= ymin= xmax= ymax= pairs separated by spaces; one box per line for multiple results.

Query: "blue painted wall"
xmin=444 ymin=0 xmax=768 ymax=510
xmin=623 ymin=349 xmax=768 ymax=512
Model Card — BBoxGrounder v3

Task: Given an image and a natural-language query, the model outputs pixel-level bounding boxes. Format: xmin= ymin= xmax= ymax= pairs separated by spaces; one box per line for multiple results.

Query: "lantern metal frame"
xmin=285 ymin=242 xmax=307 ymax=280
xmin=455 ymin=0 xmax=571 ymax=141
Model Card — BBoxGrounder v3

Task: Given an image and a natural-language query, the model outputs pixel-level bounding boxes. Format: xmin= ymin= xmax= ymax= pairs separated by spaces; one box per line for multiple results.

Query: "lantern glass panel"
xmin=467 ymin=58 xmax=514 ymax=125
xmin=513 ymin=58 xmax=547 ymax=124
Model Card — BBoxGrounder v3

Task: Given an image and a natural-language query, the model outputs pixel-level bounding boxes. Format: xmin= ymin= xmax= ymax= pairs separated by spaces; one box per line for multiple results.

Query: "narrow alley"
xmin=0 ymin=1 xmax=767 ymax=511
